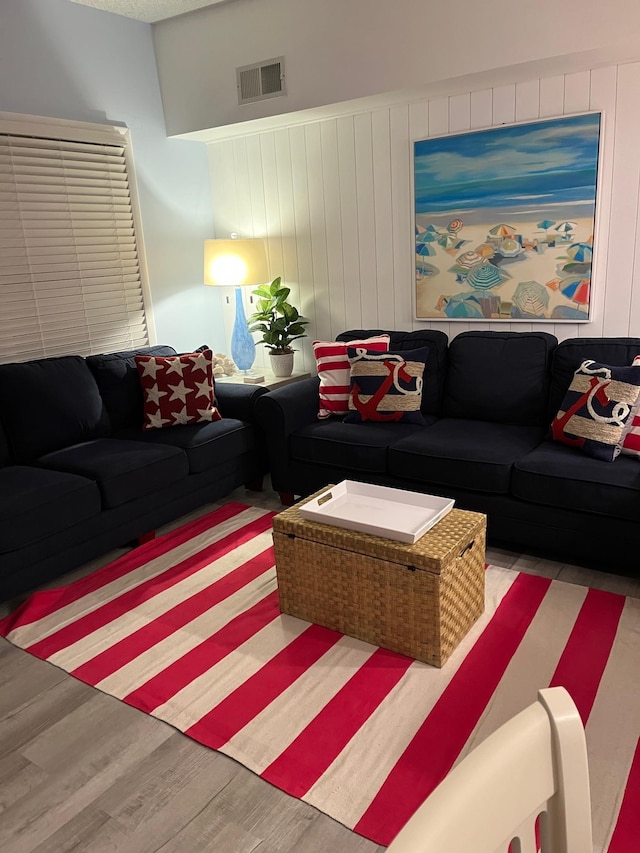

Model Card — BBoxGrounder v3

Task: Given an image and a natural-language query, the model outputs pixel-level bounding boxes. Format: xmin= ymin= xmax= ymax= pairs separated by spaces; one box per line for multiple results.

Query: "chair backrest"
xmin=386 ymin=687 xmax=592 ymax=853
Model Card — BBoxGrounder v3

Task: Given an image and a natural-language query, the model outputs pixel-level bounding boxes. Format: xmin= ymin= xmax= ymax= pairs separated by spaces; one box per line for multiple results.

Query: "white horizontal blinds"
xmin=0 ymin=129 xmax=149 ymax=364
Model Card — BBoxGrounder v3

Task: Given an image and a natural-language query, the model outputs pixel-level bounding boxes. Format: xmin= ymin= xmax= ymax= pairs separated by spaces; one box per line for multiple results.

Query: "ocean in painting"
xmin=413 ymin=113 xmax=601 ymax=321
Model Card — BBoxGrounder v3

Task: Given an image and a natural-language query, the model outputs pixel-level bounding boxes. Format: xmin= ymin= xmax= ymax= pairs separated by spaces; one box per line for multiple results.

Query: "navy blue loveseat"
xmin=0 ymin=345 xmax=268 ymax=601
xmin=256 ymin=330 xmax=640 ymax=574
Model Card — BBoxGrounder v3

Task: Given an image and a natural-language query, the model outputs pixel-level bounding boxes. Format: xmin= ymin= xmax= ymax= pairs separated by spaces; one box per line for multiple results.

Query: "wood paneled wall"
xmin=208 ymin=61 xmax=640 ymax=373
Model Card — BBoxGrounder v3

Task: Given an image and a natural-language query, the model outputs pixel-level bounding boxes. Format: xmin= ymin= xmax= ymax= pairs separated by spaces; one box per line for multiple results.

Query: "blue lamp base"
xmin=231 ymin=287 xmax=257 ymax=375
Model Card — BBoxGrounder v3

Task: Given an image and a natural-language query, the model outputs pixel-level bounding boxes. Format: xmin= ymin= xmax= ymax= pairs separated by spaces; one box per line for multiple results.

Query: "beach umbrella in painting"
xmin=466 ymin=261 xmax=507 ymax=290
xmin=489 ymin=223 xmax=517 ymax=238
xmin=416 ymin=229 xmax=439 ymax=244
xmin=566 ymin=242 xmax=593 ymax=263
xmin=474 ymin=242 xmax=495 ymax=258
xmin=512 ymin=280 xmax=549 ymax=317
xmin=454 ymin=250 xmax=483 ymax=269
xmin=437 ymin=232 xmax=464 ymax=251
xmin=560 ymin=276 xmax=590 ymax=306
xmin=561 ymin=261 xmax=591 ymax=276
xmin=498 ymin=238 xmax=523 ymax=257
xmin=537 ymin=219 xmax=556 ymax=231
xmin=554 ymin=221 xmax=578 ymax=239
xmin=443 ymin=292 xmax=485 ymax=319
xmin=448 ymin=218 xmax=464 ymax=233
xmin=416 ymin=261 xmax=439 ymax=278
xmin=416 ymin=242 xmax=436 ymax=257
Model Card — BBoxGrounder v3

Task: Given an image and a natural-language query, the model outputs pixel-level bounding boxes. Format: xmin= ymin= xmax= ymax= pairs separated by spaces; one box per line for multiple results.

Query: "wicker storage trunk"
xmin=272 ymin=490 xmax=486 ymax=667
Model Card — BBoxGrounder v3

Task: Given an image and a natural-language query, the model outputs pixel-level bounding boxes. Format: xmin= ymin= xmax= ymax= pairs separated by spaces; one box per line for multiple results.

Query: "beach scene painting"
xmin=413 ymin=112 xmax=602 ymax=321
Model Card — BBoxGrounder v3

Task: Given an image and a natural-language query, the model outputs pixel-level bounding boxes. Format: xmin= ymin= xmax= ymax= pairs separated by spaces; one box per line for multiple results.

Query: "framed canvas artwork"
xmin=413 ymin=112 xmax=602 ymax=321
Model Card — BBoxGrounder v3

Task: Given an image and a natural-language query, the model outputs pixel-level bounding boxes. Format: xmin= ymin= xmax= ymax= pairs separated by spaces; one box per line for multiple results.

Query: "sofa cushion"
xmin=389 ymin=418 xmax=547 ymax=494
xmin=550 ymin=359 xmax=640 ymax=462
xmin=116 ymin=418 xmax=256 ymax=475
xmin=337 ymin=329 xmax=448 ymax=416
xmin=0 ymin=420 xmax=10 ymax=466
xmin=443 ymin=331 xmax=557 ymax=425
xmin=36 ymin=439 xmax=188 ymax=509
xmin=86 ymin=345 xmax=177 ymax=431
xmin=548 ymin=337 xmax=640 ymax=421
xmin=513 ymin=440 xmax=640 ymax=522
xmin=135 ymin=349 xmax=221 ymax=430
xmin=290 ymin=419 xmax=428 ymax=474
xmin=345 ymin=347 xmax=428 ymax=425
xmin=0 ymin=356 xmax=109 ymax=463
xmin=0 ymin=466 xmax=101 ymax=554
xmin=312 ymin=335 xmax=390 ymax=419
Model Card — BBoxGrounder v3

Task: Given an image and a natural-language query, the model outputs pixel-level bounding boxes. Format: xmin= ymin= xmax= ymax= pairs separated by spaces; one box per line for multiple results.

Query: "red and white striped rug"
xmin=1 ymin=502 xmax=638 ymax=849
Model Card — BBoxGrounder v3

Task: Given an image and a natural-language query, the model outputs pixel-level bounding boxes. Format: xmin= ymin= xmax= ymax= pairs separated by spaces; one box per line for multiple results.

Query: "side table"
xmin=216 ymin=371 xmax=311 ymax=391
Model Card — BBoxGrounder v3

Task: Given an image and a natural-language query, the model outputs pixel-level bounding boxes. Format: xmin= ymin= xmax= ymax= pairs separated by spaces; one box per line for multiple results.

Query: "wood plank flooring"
xmin=1 ymin=487 xmax=638 ymax=852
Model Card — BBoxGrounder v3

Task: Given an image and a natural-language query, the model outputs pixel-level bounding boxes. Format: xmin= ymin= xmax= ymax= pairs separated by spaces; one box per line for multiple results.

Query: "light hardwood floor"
xmin=1 ymin=487 xmax=639 ymax=853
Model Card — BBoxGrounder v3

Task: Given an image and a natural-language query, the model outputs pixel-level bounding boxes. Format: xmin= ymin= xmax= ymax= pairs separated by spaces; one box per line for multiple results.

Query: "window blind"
xmin=0 ymin=119 xmax=150 ymax=364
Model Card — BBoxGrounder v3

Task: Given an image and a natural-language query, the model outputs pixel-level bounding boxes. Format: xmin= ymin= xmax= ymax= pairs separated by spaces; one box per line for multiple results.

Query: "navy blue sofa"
xmin=0 ymin=345 xmax=268 ymax=601
xmin=256 ymin=330 xmax=640 ymax=574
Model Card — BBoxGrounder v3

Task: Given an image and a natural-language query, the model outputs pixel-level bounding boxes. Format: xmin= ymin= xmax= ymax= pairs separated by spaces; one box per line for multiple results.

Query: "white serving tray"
xmin=299 ymin=480 xmax=454 ymax=544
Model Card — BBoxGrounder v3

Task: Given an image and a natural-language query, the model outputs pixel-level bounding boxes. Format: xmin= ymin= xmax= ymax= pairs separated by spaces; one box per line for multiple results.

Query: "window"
xmin=0 ymin=113 xmax=152 ymax=364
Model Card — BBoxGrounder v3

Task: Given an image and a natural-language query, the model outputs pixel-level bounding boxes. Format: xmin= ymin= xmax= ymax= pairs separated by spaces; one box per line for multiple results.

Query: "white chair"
xmin=386 ymin=687 xmax=592 ymax=853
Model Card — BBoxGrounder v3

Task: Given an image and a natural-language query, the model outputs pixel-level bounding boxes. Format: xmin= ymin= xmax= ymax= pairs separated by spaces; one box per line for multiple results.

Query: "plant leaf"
xmin=252 ymin=285 xmax=272 ymax=299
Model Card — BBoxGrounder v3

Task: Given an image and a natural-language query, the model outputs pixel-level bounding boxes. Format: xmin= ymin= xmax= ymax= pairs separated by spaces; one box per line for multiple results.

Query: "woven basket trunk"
xmin=273 ymin=491 xmax=486 ymax=667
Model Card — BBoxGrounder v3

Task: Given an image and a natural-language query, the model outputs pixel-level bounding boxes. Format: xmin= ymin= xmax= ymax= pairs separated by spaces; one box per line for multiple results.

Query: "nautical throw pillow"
xmin=620 ymin=355 xmax=640 ymax=457
xmin=312 ymin=335 xmax=390 ymax=419
xmin=551 ymin=359 xmax=640 ymax=461
xmin=345 ymin=346 xmax=428 ymax=425
xmin=135 ymin=349 xmax=221 ymax=430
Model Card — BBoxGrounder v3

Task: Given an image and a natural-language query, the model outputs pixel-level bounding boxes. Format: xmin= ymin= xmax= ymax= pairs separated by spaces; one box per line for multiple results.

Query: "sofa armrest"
xmin=256 ymin=376 xmax=320 ymax=433
xmin=215 ymin=381 xmax=269 ymax=422
xmin=254 ymin=377 xmax=320 ymax=494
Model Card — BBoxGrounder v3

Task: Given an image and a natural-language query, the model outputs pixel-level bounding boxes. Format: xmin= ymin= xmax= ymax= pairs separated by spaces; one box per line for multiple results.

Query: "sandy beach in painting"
xmin=415 ymin=205 xmax=594 ymax=321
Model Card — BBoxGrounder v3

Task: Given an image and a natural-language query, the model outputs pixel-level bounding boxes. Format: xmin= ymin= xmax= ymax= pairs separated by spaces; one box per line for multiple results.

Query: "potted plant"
xmin=248 ymin=277 xmax=309 ymax=377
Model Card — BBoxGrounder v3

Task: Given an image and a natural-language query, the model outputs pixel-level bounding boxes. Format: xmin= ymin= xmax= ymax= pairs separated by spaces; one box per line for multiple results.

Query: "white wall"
xmin=154 ymin=0 xmax=640 ymax=136
xmin=0 ymin=0 xmax=225 ymax=355
xmin=207 ymin=60 xmax=640 ymax=373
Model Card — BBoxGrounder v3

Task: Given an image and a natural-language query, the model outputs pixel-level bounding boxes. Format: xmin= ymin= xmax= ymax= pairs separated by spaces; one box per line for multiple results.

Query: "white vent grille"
xmin=237 ymin=57 xmax=285 ymax=104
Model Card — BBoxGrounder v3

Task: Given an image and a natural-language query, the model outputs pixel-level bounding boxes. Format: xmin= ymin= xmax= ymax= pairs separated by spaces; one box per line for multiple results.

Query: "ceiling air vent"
xmin=237 ymin=57 xmax=286 ymax=105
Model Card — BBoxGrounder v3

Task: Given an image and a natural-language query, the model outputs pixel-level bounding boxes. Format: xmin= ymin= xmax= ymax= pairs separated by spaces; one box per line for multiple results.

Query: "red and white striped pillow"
xmin=312 ymin=335 xmax=390 ymax=419
xmin=620 ymin=355 xmax=640 ymax=456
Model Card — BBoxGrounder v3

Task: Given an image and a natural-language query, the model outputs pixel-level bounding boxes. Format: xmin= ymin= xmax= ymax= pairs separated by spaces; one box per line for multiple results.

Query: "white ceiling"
xmin=67 ymin=0 xmax=233 ymax=24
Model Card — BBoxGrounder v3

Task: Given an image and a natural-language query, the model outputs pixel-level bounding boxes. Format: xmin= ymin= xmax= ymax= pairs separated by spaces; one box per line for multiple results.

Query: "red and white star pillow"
xmin=135 ymin=349 xmax=221 ymax=430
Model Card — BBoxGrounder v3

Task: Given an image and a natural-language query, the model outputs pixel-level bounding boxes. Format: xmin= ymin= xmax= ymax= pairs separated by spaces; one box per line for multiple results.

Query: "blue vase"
xmin=231 ymin=287 xmax=256 ymax=372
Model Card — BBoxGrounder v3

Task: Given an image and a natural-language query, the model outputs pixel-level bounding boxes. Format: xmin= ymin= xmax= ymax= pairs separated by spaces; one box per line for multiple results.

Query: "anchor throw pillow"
xmin=135 ymin=349 xmax=221 ymax=430
xmin=345 ymin=346 xmax=428 ymax=425
xmin=620 ymin=355 xmax=640 ymax=457
xmin=551 ymin=358 xmax=640 ymax=461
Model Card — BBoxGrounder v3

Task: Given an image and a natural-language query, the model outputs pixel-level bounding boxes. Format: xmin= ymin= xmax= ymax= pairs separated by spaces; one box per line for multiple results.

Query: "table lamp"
xmin=203 ymin=237 xmax=269 ymax=379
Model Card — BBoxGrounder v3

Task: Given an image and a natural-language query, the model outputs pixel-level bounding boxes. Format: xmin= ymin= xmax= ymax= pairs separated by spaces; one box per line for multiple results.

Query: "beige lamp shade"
xmin=204 ymin=239 xmax=269 ymax=288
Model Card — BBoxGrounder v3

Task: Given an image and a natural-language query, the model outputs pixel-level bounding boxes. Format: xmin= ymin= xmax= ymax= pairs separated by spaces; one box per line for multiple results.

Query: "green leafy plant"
xmin=247 ymin=277 xmax=309 ymax=354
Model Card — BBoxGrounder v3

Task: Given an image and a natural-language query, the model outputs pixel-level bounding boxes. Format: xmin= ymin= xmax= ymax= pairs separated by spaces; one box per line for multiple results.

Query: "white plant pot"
xmin=269 ymin=351 xmax=294 ymax=377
